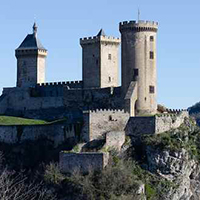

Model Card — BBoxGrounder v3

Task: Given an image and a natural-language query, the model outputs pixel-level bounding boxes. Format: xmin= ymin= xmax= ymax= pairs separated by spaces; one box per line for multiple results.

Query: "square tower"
xmin=80 ymin=29 xmax=120 ymax=89
xmin=15 ymin=23 xmax=47 ymax=88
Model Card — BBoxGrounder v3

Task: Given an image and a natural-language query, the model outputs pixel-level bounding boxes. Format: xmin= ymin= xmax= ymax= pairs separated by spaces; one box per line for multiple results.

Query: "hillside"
xmin=0 ymin=117 xmax=200 ymax=200
xmin=188 ymin=102 xmax=200 ymax=125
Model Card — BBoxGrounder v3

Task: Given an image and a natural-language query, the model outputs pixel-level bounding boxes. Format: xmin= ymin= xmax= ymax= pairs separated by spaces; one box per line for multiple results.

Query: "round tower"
xmin=120 ymin=20 xmax=158 ymax=116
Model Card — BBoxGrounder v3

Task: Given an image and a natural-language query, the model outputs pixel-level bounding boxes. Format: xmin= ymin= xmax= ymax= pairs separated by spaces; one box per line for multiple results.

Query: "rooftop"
xmin=16 ymin=23 xmax=46 ymax=51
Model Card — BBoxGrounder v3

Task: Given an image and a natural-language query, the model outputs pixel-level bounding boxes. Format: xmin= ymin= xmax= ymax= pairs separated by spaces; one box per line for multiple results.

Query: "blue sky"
xmin=0 ymin=0 xmax=200 ymax=109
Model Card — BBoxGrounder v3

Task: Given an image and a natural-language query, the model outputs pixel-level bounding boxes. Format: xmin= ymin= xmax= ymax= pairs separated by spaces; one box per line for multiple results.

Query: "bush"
xmin=44 ymin=162 xmax=64 ymax=185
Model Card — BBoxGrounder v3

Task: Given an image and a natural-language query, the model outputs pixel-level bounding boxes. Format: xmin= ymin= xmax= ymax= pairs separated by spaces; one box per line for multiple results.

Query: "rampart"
xmin=64 ymin=86 xmax=123 ymax=110
xmin=0 ymin=122 xmax=81 ymax=147
xmin=1 ymin=87 xmax=64 ymax=118
xmin=125 ymin=111 xmax=189 ymax=136
xmin=59 ymin=152 xmax=109 ymax=174
xmin=32 ymin=80 xmax=83 ymax=97
xmin=80 ymin=36 xmax=120 ymax=45
xmin=119 ymin=20 xmax=158 ymax=32
xmin=81 ymin=109 xmax=130 ymax=142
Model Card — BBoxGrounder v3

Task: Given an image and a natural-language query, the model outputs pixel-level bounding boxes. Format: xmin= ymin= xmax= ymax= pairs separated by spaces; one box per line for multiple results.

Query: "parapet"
xmin=166 ymin=109 xmax=188 ymax=114
xmin=15 ymin=48 xmax=47 ymax=57
xmin=37 ymin=80 xmax=83 ymax=87
xmin=80 ymin=35 xmax=120 ymax=46
xmin=83 ymin=108 xmax=128 ymax=114
xmin=119 ymin=20 xmax=158 ymax=33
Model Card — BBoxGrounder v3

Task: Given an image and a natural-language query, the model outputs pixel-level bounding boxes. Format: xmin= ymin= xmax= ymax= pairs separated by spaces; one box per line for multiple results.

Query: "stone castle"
xmin=0 ymin=19 xmax=189 ymax=172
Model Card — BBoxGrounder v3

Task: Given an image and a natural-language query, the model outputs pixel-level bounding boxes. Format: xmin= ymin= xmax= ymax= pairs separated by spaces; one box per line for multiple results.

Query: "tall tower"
xmin=120 ymin=20 xmax=158 ymax=115
xmin=80 ymin=29 xmax=120 ymax=88
xmin=15 ymin=23 xmax=47 ymax=87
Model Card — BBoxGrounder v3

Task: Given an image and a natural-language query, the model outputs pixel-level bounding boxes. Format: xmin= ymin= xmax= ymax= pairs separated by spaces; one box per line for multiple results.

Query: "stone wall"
xmin=1 ymin=87 xmax=64 ymax=117
xmin=59 ymin=152 xmax=109 ymax=174
xmin=155 ymin=111 xmax=189 ymax=133
xmin=125 ymin=111 xmax=189 ymax=136
xmin=33 ymin=81 xmax=83 ymax=97
xmin=0 ymin=122 xmax=79 ymax=147
xmin=81 ymin=109 xmax=130 ymax=142
xmin=64 ymin=86 xmax=123 ymax=110
xmin=105 ymin=131 xmax=125 ymax=151
xmin=125 ymin=116 xmax=156 ymax=136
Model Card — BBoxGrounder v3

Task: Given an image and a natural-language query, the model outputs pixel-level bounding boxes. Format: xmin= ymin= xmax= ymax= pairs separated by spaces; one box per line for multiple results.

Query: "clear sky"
xmin=0 ymin=0 xmax=200 ymax=109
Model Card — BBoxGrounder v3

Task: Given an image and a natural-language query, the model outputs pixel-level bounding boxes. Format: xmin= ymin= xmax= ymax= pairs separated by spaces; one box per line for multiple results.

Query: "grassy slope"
xmin=0 ymin=116 xmax=48 ymax=125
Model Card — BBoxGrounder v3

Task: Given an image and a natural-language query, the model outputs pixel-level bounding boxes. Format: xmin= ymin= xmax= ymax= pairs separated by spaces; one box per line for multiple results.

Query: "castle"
xmin=0 ymin=20 xmax=158 ymax=117
xmin=0 ymin=19 xmax=189 ymax=172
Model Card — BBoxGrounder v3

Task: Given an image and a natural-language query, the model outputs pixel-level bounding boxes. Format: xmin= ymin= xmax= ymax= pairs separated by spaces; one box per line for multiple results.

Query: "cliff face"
xmin=140 ymin=118 xmax=200 ymax=200
xmin=146 ymin=147 xmax=199 ymax=200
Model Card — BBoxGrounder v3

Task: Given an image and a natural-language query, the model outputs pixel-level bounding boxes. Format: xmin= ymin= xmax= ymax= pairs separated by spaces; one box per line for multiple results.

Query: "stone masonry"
xmin=59 ymin=152 xmax=109 ymax=174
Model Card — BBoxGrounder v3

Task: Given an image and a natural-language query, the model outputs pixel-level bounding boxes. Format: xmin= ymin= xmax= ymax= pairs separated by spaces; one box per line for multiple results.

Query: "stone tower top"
xmin=119 ymin=20 xmax=158 ymax=32
xmin=97 ymin=29 xmax=106 ymax=37
xmin=15 ymin=23 xmax=47 ymax=87
xmin=80 ymin=29 xmax=120 ymax=46
xmin=16 ymin=23 xmax=47 ymax=51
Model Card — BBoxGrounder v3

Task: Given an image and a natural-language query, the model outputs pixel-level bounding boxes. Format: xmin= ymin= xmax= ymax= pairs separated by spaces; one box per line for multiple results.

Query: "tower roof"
xmin=97 ymin=29 xmax=106 ymax=37
xmin=16 ymin=23 xmax=46 ymax=51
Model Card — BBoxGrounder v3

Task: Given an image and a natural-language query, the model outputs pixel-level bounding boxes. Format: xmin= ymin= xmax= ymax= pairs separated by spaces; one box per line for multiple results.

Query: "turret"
xmin=120 ymin=20 xmax=158 ymax=115
xmin=15 ymin=23 xmax=47 ymax=87
xmin=80 ymin=29 xmax=120 ymax=89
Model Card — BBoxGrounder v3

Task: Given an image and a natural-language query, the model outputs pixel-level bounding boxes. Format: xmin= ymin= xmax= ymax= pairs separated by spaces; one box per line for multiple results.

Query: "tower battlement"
xmin=80 ymin=35 xmax=120 ymax=45
xmin=15 ymin=49 xmax=47 ymax=57
xmin=120 ymin=20 xmax=158 ymax=32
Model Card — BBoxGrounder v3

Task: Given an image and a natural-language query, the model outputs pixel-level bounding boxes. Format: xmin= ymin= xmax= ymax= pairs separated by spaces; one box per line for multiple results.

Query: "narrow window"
xmin=109 ymin=77 xmax=111 ymax=82
xmin=150 ymin=36 xmax=154 ymax=41
xmin=96 ymin=59 xmax=98 ymax=65
xmin=108 ymin=54 xmax=112 ymax=60
xmin=149 ymin=86 xmax=155 ymax=94
xmin=109 ymin=115 xmax=113 ymax=121
xmin=134 ymin=69 xmax=139 ymax=76
xmin=150 ymin=51 xmax=154 ymax=59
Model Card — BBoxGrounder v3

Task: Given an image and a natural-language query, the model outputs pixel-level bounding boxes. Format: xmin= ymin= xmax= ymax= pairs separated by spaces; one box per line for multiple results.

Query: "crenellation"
xmin=0 ymin=18 xmax=190 ymax=151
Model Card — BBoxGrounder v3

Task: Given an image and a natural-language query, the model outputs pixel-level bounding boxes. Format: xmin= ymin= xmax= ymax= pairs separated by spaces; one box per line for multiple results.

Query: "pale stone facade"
xmin=80 ymin=32 xmax=120 ymax=89
xmin=125 ymin=111 xmax=189 ymax=136
xmin=120 ymin=20 xmax=158 ymax=116
xmin=81 ymin=109 xmax=130 ymax=142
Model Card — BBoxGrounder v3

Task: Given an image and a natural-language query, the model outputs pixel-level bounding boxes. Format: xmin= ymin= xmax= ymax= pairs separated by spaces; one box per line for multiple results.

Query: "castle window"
xmin=149 ymin=86 xmax=155 ymax=94
xmin=150 ymin=51 xmax=154 ymax=59
xmin=109 ymin=115 xmax=113 ymax=121
xmin=108 ymin=54 xmax=112 ymax=60
xmin=109 ymin=77 xmax=111 ymax=82
xmin=150 ymin=36 xmax=154 ymax=41
xmin=134 ymin=69 xmax=139 ymax=76
xmin=96 ymin=59 xmax=99 ymax=65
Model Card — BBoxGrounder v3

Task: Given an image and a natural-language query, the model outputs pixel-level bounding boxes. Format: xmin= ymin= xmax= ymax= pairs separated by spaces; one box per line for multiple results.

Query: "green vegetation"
xmin=0 ymin=115 xmax=66 ymax=125
xmin=143 ymin=118 xmax=200 ymax=161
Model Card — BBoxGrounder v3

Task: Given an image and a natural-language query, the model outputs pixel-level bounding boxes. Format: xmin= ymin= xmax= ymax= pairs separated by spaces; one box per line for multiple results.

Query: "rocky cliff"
xmin=138 ymin=117 xmax=200 ymax=200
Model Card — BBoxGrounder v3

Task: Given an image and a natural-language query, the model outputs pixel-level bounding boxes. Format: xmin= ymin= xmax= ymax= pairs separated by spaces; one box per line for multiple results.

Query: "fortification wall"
xmin=125 ymin=116 xmax=155 ymax=136
xmin=1 ymin=87 xmax=64 ymax=116
xmin=59 ymin=152 xmax=109 ymax=174
xmin=0 ymin=123 xmax=79 ymax=147
xmin=33 ymin=80 xmax=83 ymax=97
xmin=82 ymin=109 xmax=130 ymax=142
xmin=155 ymin=110 xmax=189 ymax=133
xmin=125 ymin=111 xmax=189 ymax=136
xmin=64 ymin=86 xmax=123 ymax=110
xmin=105 ymin=131 xmax=125 ymax=151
